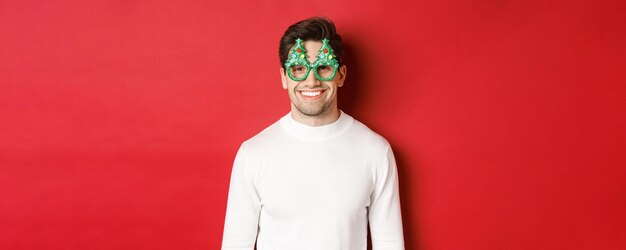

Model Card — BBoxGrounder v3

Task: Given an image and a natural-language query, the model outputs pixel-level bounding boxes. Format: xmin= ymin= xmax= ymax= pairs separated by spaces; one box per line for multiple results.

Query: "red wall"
xmin=1 ymin=0 xmax=625 ymax=249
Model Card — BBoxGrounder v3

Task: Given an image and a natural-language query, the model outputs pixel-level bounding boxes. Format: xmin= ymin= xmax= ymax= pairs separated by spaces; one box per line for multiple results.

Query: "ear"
xmin=336 ymin=65 xmax=347 ymax=88
xmin=280 ymin=67 xmax=287 ymax=89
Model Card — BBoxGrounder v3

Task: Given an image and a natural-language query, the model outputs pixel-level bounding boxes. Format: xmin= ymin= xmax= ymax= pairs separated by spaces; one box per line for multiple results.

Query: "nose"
xmin=301 ymin=69 xmax=321 ymax=87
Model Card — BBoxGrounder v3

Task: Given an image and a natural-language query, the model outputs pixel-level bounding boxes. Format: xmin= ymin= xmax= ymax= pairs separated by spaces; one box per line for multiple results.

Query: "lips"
xmin=297 ymin=89 xmax=327 ymax=100
xmin=301 ymin=91 xmax=322 ymax=97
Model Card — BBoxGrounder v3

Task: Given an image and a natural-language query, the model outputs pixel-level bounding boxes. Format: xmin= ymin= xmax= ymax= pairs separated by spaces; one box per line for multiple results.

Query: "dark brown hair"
xmin=279 ymin=17 xmax=344 ymax=69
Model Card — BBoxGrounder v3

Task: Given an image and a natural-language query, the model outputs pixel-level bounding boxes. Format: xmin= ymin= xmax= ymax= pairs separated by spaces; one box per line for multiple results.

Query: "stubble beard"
xmin=291 ymin=90 xmax=333 ymax=117
xmin=293 ymin=99 xmax=332 ymax=117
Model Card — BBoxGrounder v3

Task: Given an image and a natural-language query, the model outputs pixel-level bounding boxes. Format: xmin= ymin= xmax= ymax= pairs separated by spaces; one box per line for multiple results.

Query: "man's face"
xmin=280 ymin=40 xmax=346 ymax=118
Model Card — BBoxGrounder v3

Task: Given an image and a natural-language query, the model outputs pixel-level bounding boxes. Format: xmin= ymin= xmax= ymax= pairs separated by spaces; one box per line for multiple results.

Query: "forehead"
xmin=301 ymin=40 xmax=323 ymax=62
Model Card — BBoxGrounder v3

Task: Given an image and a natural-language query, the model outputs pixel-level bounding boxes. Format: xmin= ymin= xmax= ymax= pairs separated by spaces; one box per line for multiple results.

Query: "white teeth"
xmin=301 ymin=91 xmax=322 ymax=97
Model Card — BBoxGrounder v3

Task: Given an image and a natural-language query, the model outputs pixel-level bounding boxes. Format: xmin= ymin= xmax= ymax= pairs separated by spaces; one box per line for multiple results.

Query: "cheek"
xmin=327 ymin=82 xmax=339 ymax=91
xmin=288 ymin=82 xmax=299 ymax=93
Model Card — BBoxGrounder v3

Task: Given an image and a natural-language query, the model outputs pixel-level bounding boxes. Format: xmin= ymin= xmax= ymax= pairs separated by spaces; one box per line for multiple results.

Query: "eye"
xmin=291 ymin=66 xmax=306 ymax=72
xmin=317 ymin=65 xmax=332 ymax=71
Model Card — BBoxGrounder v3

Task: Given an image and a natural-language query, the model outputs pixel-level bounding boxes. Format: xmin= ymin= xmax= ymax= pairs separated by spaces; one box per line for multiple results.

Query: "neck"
xmin=290 ymin=105 xmax=340 ymax=127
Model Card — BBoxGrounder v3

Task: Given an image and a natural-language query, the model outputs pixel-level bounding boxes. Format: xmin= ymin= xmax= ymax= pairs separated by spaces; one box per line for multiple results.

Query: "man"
xmin=222 ymin=17 xmax=405 ymax=250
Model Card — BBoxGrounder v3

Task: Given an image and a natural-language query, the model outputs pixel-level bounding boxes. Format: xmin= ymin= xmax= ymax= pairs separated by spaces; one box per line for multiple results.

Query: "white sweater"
xmin=222 ymin=111 xmax=404 ymax=250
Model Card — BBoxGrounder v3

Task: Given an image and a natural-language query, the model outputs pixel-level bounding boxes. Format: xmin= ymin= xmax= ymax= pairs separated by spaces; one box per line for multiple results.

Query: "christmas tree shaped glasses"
xmin=284 ymin=38 xmax=340 ymax=81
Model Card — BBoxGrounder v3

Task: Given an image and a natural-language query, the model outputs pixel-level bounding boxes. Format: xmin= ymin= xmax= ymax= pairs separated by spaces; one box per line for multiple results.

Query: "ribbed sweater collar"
xmin=279 ymin=110 xmax=354 ymax=141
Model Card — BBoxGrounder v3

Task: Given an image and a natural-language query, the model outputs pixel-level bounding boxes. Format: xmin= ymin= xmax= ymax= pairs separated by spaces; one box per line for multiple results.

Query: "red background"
xmin=1 ymin=0 xmax=625 ymax=249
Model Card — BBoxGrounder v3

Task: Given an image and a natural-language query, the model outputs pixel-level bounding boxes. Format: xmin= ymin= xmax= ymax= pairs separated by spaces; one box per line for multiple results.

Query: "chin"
xmin=295 ymin=103 xmax=332 ymax=117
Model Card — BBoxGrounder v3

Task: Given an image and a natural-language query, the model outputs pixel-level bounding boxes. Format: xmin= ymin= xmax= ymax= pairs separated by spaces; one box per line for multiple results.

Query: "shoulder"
xmin=237 ymin=118 xmax=289 ymax=157
xmin=345 ymin=117 xmax=391 ymax=151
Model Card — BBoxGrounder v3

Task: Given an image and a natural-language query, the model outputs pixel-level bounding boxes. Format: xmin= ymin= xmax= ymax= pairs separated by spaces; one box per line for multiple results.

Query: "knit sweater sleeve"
xmin=222 ymin=144 xmax=261 ymax=249
xmin=369 ymin=146 xmax=405 ymax=250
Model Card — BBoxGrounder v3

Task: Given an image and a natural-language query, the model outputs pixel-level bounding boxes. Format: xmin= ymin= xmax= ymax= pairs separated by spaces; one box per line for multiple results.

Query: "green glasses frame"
xmin=284 ymin=38 xmax=340 ymax=81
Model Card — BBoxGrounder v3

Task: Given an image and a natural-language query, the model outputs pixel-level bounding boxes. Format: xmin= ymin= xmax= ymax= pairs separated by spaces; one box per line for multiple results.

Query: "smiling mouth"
xmin=297 ymin=89 xmax=327 ymax=100
xmin=301 ymin=90 xmax=322 ymax=96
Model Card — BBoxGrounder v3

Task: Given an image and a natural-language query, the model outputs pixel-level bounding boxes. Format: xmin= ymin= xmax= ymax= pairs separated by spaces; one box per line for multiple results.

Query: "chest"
xmin=256 ymin=154 xmax=375 ymax=218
